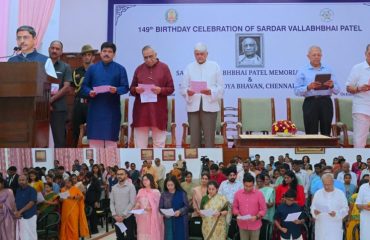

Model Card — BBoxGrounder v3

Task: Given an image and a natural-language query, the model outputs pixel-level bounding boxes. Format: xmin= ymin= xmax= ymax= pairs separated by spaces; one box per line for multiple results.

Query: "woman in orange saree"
xmin=59 ymin=178 xmax=89 ymax=240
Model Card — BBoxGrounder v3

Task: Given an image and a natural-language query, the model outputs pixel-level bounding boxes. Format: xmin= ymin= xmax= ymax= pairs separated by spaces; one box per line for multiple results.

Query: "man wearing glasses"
xmin=129 ymin=45 xmax=174 ymax=148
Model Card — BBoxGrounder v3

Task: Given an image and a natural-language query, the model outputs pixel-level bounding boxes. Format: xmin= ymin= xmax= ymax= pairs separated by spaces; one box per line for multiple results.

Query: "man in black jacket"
xmin=84 ymin=172 xmax=101 ymax=234
xmin=5 ymin=166 xmax=19 ymax=196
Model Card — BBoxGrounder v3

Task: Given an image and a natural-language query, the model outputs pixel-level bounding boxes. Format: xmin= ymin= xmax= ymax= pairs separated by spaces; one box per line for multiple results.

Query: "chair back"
xmin=215 ymin=99 xmax=224 ymax=134
xmin=167 ymin=98 xmax=175 ymax=132
xmin=120 ymin=98 xmax=129 ymax=125
xmin=286 ymin=98 xmax=305 ymax=131
xmin=238 ymin=98 xmax=275 ymax=133
xmin=335 ymin=98 xmax=353 ymax=131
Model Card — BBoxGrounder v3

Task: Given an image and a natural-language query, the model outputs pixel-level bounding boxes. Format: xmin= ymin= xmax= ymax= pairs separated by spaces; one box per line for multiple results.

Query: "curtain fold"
xmin=0 ymin=0 xmax=10 ymax=62
xmin=18 ymin=0 xmax=55 ymax=49
xmin=54 ymin=148 xmax=84 ymax=172
xmin=96 ymin=148 xmax=120 ymax=167
xmin=8 ymin=148 xmax=33 ymax=173
xmin=0 ymin=148 xmax=7 ymax=177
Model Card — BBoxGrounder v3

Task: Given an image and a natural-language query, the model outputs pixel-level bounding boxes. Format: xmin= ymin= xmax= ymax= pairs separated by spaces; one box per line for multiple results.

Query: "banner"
xmin=109 ymin=1 xmax=369 ymax=144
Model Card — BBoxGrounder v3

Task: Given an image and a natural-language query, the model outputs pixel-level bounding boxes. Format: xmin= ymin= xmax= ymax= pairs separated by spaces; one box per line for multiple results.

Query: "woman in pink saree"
xmin=0 ymin=177 xmax=16 ymax=240
xmin=133 ymin=173 xmax=164 ymax=240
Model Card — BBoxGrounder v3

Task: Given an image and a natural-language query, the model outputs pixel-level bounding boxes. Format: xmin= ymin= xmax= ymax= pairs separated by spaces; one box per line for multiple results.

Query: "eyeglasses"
xmin=16 ymin=35 xmax=32 ymax=41
xmin=143 ymin=55 xmax=154 ymax=60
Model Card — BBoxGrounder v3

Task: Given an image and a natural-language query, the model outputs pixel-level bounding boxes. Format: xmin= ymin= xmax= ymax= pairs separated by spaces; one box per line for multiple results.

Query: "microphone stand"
xmin=0 ymin=47 xmax=21 ymax=59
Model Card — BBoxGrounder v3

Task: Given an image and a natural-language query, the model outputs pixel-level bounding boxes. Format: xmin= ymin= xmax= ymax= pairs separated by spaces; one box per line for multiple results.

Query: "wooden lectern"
xmin=0 ymin=62 xmax=51 ymax=147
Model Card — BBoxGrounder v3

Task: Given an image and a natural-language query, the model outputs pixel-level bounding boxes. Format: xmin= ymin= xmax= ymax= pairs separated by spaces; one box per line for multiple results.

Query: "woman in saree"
xmin=59 ymin=178 xmax=89 ymax=240
xmin=134 ymin=173 xmax=164 ymax=240
xmin=192 ymin=172 xmax=210 ymax=217
xmin=200 ymin=180 xmax=229 ymax=240
xmin=28 ymin=169 xmax=44 ymax=193
xmin=256 ymin=174 xmax=275 ymax=222
xmin=0 ymin=177 xmax=16 ymax=240
xmin=159 ymin=176 xmax=189 ymax=240
xmin=38 ymin=182 xmax=59 ymax=218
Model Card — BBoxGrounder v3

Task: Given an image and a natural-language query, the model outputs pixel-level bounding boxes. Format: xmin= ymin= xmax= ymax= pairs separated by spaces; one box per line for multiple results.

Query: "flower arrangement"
xmin=272 ymin=120 xmax=297 ymax=135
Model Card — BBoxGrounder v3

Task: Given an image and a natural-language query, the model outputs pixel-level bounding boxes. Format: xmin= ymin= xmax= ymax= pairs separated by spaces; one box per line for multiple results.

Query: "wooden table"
xmin=233 ymin=134 xmax=339 ymax=148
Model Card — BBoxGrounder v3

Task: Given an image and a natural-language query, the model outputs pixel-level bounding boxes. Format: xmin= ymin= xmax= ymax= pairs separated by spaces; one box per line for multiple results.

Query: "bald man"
xmin=294 ymin=46 xmax=340 ymax=136
xmin=15 ymin=175 xmax=38 ymax=240
xmin=336 ymin=162 xmax=358 ymax=186
xmin=48 ymin=40 xmax=72 ymax=147
xmin=238 ymin=37 xmax=262 ymax=66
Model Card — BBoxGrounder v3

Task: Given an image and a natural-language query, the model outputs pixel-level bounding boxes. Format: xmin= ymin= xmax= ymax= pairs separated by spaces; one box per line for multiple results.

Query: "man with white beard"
xmin=311 ymin=173 xmax=348 ymax=240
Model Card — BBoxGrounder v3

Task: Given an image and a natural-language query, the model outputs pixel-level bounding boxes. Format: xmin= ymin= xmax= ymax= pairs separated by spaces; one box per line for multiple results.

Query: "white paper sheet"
xmin=316 ymin=203 xmax=330 ymax=213
xmin=284 ymin=212 xmax=302 ymax=222
xmin=37 ymin=192 xmax=45 ymax=203
xmin=160 ymin=208 xmax=175 ymax=216
xmin=129 ymin=209 xmax=145 ymax=215
xmin=44 ymin=58 xmax=57 ymax=78
xmin=200 ymin=209 xmax=215 ymax=217
xmin=139 ymin=83 xmax=157 ymax=103
xmin=237 ymin=214 xmax=252 ymax=220
xmin=115 ymin=222 xmax=127 ymax=233
xmin=59 ymin=191 xmax=70 ymax=200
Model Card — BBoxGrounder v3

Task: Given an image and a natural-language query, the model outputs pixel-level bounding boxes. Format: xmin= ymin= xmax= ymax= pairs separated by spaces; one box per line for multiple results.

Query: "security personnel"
xmin=71 ymin=44 xmax=97 ymax=147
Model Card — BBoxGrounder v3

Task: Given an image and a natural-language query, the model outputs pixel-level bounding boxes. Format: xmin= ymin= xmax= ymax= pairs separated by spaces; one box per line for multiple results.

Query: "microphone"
xmin=0 ymin=46 xmax=21 ymax=59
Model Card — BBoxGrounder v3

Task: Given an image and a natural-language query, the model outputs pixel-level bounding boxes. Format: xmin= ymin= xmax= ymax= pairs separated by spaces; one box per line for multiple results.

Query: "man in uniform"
xmin=71 ymin=44 xmax=97 ymax=147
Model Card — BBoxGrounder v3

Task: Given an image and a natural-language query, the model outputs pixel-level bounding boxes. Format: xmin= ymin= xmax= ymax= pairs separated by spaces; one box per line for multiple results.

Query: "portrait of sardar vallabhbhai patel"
xmin=236 ymin=34 xmax=263 ymax=67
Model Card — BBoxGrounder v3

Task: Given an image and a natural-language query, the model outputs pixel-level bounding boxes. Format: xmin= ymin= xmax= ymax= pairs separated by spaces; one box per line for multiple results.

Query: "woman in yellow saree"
xmin=59 ymin=178 xmax=89 ymax=240
xmin=200 ymin=180 xmax=228 ymax=240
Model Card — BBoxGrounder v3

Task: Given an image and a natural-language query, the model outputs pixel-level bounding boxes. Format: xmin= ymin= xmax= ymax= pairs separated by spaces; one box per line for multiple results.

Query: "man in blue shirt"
xmin=294 ymin=46 xmax=341 ymax=136
xmin=15 ymin=174 xmax=37 ymax=240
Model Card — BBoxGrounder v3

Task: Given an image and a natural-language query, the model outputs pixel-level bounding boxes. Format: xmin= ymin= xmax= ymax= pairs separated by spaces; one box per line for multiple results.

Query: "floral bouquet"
xmin=272 ymin=120 xmax=297 ymax=135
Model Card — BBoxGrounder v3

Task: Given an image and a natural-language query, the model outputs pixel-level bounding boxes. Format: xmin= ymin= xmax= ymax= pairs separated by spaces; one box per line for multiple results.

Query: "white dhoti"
xmin=311 ymin=188 xmax=348 ymax=240
xmin=16 ymin=215 xmax=37 ymax=240
xmin=356 ymin=184 xmax=370 ymax=240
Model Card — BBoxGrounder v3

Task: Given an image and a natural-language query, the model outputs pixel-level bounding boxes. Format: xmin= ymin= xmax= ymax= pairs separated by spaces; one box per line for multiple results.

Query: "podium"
xmin=0 ymin=62 xmax=51 ymax=147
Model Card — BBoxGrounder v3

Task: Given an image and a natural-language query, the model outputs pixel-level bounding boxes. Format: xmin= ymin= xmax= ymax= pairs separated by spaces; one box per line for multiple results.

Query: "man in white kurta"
xmin=356 ymin=182 xmax=370 ymax=240
xmin=345 ymin=44 xmax=370 ymax=148
xmin=180 ymin=42 xmax=224 ymax=148
xmin=311 ymin=173 xmax=348 ymax=240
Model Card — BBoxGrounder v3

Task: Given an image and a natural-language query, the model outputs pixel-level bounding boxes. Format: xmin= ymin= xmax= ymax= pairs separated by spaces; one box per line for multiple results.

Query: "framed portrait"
xmin=35 ymin=150 xmax=46 ymax=162
xmin=162 ymin=149 xmax=176 ymax=161
xmin=295 ymin=147 xmax=325 ymax=154
xmin=236 ymin=33 xmax=264 ymax=68
xmin=184 ymin=148 xmax=198 ymax=159
xmin=141 ymin=149 xmax=154 ymax=160
xmin=85 ymin=149 xmax=94 ymax=160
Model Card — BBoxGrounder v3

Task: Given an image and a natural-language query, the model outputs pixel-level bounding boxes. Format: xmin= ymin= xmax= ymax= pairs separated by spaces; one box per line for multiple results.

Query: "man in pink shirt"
xmin=233 ymin=173 xmax=267 ymax=240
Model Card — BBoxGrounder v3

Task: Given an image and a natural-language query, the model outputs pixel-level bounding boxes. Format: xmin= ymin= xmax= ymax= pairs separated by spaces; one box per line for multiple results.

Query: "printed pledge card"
xmin=190 ymin=81 xmax=207 ymax=93
xmin=93 ymin=85 xmax=111 ymax=94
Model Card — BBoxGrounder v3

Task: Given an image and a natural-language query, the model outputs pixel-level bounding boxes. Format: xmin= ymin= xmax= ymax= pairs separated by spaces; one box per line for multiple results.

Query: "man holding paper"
xmin=81 ymin=42 xmax=129 ymax=147
xmin=180 ymin=42 xmax=224 ymax=148
xmin=311 ymin=173 xmax=348 ymax=240
xmin=345 ymin=44 xmax=370 ymax=148
xmin=130 ymin=45 xmax=174 ymax=148
xmin=355 ymin=178 xmax=370 ymax=240
xmin=48 ymin=40 xmax=72 ymax=147
xmin=232 ymin=174 xmax=266 ymax=240
xmin=110 ymin=169 xmax=136 ymax=240
xmin=294 ymin=46 xmax=340 ymax=136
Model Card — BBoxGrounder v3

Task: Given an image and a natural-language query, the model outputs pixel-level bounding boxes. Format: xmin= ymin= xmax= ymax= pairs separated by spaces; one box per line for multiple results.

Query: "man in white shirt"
xmin=355 ymin=180 xmax=370 ymax=240
xmin=237 ymin=161 xmax=256 ymax=183
xmin=180 ymin=42 xmax=224 ymax=147
xmin=311 ymin=173 xmax=348 ymax=240
xmin=154 ymin=158 xmax=166 ymax=191
xmin=292 ymin=160 xmax=310 ymax=197
xmin=346 ymin=44 xmax=370 ymax=148
xmin=360 ymin=158 xmax=370 ymax=179
xmin=336 ymin=162 xmax=357 ymax=186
